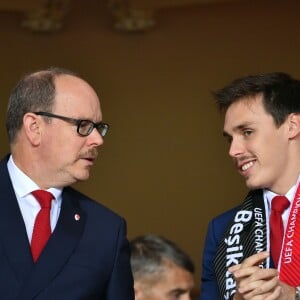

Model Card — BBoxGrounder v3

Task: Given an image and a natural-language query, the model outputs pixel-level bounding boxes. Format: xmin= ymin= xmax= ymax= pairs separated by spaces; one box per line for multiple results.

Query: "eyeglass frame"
xmin=33 ymin=111 xmax=110 ymax=137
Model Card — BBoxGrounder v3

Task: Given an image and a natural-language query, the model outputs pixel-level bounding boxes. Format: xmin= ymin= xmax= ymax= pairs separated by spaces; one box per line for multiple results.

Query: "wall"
xmin=1 ymin=0 xmax=300 ymax=289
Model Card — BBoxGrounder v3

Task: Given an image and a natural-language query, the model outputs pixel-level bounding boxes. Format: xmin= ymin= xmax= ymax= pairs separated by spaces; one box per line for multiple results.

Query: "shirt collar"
xmin=7 ymin=155 xmax=62 ymax=200
xmin=264 ymin=175 xmax=300 ymax=208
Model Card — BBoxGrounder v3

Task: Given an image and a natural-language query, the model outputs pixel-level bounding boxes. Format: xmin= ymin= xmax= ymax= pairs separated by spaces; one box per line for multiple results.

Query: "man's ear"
xmin=287 ymin=113 xmax=300 ymax=139
xmin=134 ymin=281 xmax=143 ymax=300
xmin=23 ymin=112 xmax=42 ymax=146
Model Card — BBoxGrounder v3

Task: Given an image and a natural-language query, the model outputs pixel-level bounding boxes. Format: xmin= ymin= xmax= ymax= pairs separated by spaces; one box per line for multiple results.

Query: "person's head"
xmin=130 ymin=234 xmax=195 ymax=300
xmin=6 ymin=67 xmax=109 ymax=189
xmin=214 ymin=72 xmax=300 ymax=194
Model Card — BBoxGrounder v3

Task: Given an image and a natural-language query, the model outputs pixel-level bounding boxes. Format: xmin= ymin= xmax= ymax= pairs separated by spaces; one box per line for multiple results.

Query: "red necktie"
xmin=31 ymin=190 xmax=53 ymax=262
xmin=270 ymin=195 xmax=290 ymax=268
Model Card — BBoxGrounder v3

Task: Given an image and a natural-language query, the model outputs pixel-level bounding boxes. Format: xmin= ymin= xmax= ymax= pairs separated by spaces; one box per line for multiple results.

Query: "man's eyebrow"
xmin=223 ymin=122 xmax=253 ymax=137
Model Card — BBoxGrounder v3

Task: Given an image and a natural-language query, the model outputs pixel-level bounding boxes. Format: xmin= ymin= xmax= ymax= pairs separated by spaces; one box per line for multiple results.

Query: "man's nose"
xmin=228 ymin=137 xmax=244 ymax=158
xmin=88 ymin=128 xmax=104 ymax=146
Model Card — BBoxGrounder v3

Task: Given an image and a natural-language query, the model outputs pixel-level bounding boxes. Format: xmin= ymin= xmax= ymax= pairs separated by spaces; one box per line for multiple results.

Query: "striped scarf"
xmin=214 ymin=190 xmax=268 ymax=299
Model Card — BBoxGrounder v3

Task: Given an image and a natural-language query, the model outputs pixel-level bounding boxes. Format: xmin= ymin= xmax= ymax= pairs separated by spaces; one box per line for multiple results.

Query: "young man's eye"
xmin=223 ymin=133 xmax=232 ymax=144
xmin=226 ymin=136 xmax=233 ymax=144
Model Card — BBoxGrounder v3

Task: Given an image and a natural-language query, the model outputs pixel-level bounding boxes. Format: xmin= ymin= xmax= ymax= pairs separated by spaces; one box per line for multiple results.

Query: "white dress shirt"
xmin=263 ymin=175 xmax=300 ymax=262
xmin=264 ymin=175 xmax=300 ymax=229
xmin=7 ymin=155 xmax=62 ymax=243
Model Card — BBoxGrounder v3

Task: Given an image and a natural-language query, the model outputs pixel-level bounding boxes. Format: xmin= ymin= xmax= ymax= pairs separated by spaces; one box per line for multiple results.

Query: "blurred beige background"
xmin=1 ymin=0 xmax=300 ymax=293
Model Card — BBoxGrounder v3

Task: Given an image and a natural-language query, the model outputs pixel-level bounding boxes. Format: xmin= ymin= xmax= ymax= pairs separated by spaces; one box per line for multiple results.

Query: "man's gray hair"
xmin=130 ymin=234 xmax=194 ymax=280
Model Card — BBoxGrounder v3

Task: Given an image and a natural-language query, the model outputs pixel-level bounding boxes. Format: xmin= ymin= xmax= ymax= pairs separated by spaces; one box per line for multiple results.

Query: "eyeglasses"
xmin=34 ymin=111 xmax=110 ymax=137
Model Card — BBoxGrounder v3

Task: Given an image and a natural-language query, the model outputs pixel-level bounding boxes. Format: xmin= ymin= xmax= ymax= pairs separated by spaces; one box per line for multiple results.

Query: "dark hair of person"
xmin=130 ymin=234 xmax=194 ymax=280
xmin=213 ymin=72 xmax=300 ymax=127
xmin=6 ymin=67 xmax=78 ymax=144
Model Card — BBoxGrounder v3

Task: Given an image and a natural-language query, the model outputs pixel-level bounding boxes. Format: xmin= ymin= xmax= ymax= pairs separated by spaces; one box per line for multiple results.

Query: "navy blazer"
xmin=0 ymin=156 xmax=134 ymax=300
xmin=199 ymin=207 xmax=238 ymax=300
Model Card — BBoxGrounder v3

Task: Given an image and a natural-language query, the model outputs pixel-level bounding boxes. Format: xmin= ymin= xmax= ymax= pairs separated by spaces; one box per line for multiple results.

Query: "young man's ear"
xmin=287 ymin=113 xmax=300 ymax=139
xmin=23 ymin=112 xmax=42 ymax=146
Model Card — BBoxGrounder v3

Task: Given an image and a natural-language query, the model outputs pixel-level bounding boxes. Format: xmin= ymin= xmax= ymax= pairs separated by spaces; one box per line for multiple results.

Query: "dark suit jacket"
xmin=199 ymin=207 xmax=239 ymax=300
xmin=0 ymin=156 xmax=134 ymax=300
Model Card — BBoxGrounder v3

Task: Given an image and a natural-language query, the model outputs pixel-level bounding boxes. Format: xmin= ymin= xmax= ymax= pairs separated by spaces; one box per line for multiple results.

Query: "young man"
xmin=1 ymin=67 xmax=134 ymax=299
xmin=130 ymin=234 xmax=195 ymax=300
xmin=200 ymin=72 xmax=300 ymax=300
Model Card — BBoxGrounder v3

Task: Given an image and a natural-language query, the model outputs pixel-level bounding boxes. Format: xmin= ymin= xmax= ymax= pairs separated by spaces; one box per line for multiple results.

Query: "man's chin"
xmin=73 ymin=170 xmax=91 ymax=183
xmin=245 ymin=178 xmax=263 ymax=190
xmin=77 ymin=174 xmax=90 ymax=182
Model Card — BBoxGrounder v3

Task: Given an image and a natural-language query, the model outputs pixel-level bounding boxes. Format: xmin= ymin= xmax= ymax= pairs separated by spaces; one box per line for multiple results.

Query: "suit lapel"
xmin=18 ymin=188 xmax=86 ymax=300
xmin=0 ymin=157 xmax=33 ymax=284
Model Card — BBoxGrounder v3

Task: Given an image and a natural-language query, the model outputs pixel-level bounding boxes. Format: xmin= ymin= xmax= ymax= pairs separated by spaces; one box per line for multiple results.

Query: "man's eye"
xmin=224 ymin=135 xmax=232 ymax=144
xmin=243 ymin=129 xmax=253 ymax=136
xmin=170 ymin=290 xmax=186 ymax=300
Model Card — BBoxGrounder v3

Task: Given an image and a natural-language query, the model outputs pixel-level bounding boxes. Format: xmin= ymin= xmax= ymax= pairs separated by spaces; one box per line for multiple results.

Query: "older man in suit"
xmin=0 ymin=67 xmax=134 ymax=299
